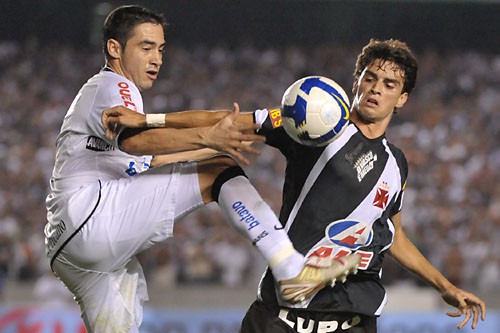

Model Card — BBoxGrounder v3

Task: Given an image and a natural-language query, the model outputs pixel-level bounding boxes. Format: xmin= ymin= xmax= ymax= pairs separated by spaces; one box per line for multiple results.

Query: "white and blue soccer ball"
xmin=281 ymin=76 xmax=350 ymax=147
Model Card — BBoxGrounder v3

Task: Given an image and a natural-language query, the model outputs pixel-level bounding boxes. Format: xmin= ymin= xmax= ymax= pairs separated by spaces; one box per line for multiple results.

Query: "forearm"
xmin=165 ymin=110 xmax=231 ymax=128
xmin=389 ymin=233 xmax=454 ymax=292
xmin=151 ymin=148 xmax=222 ymax=167
xmin=119 ymin=127 xmax=214 ymax=155
xmin=388 ymin=212 xmax=455 ymax=292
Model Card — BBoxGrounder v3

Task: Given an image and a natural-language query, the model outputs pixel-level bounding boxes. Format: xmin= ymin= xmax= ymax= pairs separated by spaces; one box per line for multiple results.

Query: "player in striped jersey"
xmin=238 ymin=39 xmax=486 ymax=332
xmin=102 ymin=39 xmax=486 ymax=332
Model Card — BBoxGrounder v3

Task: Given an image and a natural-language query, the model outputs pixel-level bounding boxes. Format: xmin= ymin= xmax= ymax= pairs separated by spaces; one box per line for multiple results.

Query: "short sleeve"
xmin=87 ymin=73 xmax=144 ymax=148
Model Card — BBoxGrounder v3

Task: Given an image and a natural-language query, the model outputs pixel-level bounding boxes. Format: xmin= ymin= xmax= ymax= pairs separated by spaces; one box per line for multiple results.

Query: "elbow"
xmin=118 ymin=129 xmax=146 ymax=155
xmin=119 ymin=138 xmax=142 ymax=155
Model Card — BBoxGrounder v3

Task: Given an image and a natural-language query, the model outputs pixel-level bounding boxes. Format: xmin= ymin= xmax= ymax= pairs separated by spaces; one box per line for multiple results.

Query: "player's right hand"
xmin=101 ymin=106 xmax=146 ymax=140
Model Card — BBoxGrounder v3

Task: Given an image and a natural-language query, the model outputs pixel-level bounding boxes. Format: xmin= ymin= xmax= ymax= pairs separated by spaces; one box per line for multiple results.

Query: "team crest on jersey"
xmin=373 ymin=182 xmax=390 ymax=209
xmin=354 ymin=150 xmax=377 ymax=182
xmin=325 ymin=220 xmax=373 ymax=250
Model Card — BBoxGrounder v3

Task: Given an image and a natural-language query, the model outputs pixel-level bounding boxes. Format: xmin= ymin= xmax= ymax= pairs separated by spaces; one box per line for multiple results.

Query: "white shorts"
xmin=50 ymin=161 xmax=203 ymax=332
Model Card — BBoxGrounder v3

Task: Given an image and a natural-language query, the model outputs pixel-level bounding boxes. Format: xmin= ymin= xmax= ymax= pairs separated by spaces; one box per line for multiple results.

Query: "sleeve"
xmin=87 ymin=74 xmax=144 ymax=148
xmin=390 ymin=149 xmax=409 ymax=216
xmin=254 ymin=108 xmax=297 ymax=155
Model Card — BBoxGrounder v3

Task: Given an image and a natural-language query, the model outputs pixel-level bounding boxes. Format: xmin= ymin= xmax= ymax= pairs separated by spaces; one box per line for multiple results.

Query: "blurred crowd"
xmin=0 ymin=39 xmax=498 ymax=300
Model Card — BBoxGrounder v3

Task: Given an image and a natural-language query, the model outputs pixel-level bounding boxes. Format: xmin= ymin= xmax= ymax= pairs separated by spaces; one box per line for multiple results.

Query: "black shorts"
xmin=240 ymin=300 xmax=377 ymax=333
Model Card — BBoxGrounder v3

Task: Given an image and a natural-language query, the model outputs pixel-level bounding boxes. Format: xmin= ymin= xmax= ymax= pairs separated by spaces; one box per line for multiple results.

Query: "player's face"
xmin=119 ymin=22 xmax=165 ymax=91
xmin=351 ymin=59 xmax=408 ymax=126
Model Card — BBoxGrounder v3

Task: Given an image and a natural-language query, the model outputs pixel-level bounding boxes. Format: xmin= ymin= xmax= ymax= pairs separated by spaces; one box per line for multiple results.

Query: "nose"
xmin=370 ymin=80 xmax=382 ymax=95
xmin=152 ymin=51 xmax=163 ymax=67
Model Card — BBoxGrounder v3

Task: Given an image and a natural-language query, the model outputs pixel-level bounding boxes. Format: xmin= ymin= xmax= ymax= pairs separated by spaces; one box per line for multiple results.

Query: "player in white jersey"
xmin=45 ymin=5 xmax=360 ymax=333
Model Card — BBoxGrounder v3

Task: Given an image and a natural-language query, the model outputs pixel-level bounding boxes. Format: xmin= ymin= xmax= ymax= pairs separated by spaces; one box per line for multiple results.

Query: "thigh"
xmin=62 ymin=161 xmax=203 ymax=272
xmin=240 ymin=301 xmax=296 ymax=333
xmin=52 ymin=255 xmax=146 ymax=333
xmin=240 ymin=301 xmax=377 ymax=333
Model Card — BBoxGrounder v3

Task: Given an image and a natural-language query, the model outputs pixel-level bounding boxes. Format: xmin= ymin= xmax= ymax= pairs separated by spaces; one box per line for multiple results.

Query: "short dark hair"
xmin=354 ymin=39 xmax=418 ymax=94
xmin=102 ymin=5 xmax=167 ymax=61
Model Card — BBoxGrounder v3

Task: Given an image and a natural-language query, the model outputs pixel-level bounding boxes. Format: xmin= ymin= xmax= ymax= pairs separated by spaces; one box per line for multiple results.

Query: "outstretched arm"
xmin=101 ymin=103 xmax=260 ymax=165
xmin=388 ymin=212 xmax=487 ymax=329
xmin=102 ymin=104 xmax=254 ymax=136
xmin=150 ymin=148 xmax=222 ymax=167
xmin=150 ymin=140 xmax=260 ymax=167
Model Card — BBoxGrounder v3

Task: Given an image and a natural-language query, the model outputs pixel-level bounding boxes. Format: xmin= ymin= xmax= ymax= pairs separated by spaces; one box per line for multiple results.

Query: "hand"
xmin=101 ymin=106 xmax=146 ymax=140
xmin=442 ymin=286 xmax=487 ymax=329
xmin=201 ymin=103 xmax=265 ymax=165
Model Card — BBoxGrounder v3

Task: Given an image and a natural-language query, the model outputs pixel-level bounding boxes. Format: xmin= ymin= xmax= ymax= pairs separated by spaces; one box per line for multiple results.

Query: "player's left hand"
xmin=201 ymin=102 xmax=265 ymax=165
xmin=102 ymin=106 xmax=146 ymax=140
xmin=441 ymin=286 xmax=487 ymax=329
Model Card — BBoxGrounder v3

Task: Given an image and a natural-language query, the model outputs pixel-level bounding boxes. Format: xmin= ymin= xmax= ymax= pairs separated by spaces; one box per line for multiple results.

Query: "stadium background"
xmin=0 ymin=0 xmax=499 ymax=332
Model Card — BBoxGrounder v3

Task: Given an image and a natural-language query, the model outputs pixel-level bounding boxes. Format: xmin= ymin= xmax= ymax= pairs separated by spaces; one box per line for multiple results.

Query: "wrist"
xmin=435 ymin=277 xmax=455 ymax=294
xmin=146 ymin=113 xmax=166 ymax=127
xmin=197 ymin=127 xmax=213 ymax=148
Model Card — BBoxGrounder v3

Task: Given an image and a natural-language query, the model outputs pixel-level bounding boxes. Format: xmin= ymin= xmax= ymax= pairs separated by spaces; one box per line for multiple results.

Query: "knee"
xmin=197 ymin=157 xmax=246 ymax=203
xmin=211 ymin=164 xmax=248 ymax=203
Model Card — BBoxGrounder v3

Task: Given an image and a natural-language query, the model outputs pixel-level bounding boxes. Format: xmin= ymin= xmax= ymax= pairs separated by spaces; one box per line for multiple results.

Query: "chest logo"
xmin=354 ymin=150 xmax=377 ymax=182
xmin=325 ymin=220 xmax=373 ymax=250
xmin=373 ymin=182 xmax=390 ymax=209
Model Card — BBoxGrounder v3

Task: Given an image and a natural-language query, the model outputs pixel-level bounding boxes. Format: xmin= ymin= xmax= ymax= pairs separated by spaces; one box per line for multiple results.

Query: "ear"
xmin=107 ymin=39 xmax=122 ymax=59
xmin=396 ymin=92 xmax=408 ymax=108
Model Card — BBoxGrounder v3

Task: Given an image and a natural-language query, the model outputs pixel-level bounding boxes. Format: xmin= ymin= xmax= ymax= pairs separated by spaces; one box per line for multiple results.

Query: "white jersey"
xmin=45 ymin=68 xmax=206 ymax=333
xmin=45 ymin=69 xmax=152 ymax=259
xmin=50 ymin=69 xmax=151 ymax=191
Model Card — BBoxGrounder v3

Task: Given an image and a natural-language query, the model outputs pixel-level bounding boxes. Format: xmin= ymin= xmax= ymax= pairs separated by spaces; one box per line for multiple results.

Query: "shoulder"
xmin=385 ymin=140 xmax=408 ymax=177
xmin=97 ymin=71 xmax=139 ymax=93
xmin=386 ymin=141 xmax=405 ymax=160
xmin=94 ymin=71 xmax=143 ymax=113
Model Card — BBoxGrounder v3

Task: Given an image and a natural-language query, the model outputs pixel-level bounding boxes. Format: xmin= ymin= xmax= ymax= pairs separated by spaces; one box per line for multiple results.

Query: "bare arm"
xmin=150 ymin=148 xmax=222 ymax=167
xmin=101 ymin=105 xmax=254 ymax=134
xmin=162 ymin=109 xmax=231 ymax=128
xmin=388 ymin=212 xmax=487 ymax=329
xmin=102 ymin=103 xmax=259 ymax=165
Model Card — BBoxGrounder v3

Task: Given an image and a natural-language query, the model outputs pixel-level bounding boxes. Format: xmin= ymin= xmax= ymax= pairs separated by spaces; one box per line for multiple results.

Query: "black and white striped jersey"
xmin=255 ymin=109 xmax=408 ymax=316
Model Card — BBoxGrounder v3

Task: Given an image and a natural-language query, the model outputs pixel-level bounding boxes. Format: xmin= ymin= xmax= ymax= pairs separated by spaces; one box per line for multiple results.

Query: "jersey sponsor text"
xmin=232 ymin=201 xmax=260 ymax=230
xmin=86 ymin=136 xmax=115 ymax=152
xmin=354 ymin=151 xmax=377 ymax=182
xmin=269 ymin=109 xmax=282 ymax=128
xmin=45 ymin=220 xmax=67 ymax=253
xmin=118 ymin=81 xmax=137 ymax=111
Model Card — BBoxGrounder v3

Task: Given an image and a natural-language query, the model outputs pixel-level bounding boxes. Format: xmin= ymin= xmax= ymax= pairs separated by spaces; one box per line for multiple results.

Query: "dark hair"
xmin=354 ymin=39 xmax=418 ymax=94
xmin=102 ymin=5 xmax=167 ymax=61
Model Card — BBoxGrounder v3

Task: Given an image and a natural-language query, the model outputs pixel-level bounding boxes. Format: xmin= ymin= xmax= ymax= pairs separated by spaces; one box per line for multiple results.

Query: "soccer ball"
xmin=281 ymin=76 xmax=350 ymax=147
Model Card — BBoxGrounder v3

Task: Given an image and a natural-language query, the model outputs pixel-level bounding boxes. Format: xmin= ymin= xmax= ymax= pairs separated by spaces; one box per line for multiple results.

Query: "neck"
xmin=350 ymin=111 xmax=389 ymax=139
xmin=105 ymin=60 xmax=126 ymax=78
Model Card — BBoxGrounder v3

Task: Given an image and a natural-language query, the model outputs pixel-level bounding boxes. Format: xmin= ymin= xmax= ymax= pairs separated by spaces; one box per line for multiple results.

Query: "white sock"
xmin=217 ymin=176 xmax=305 ymax=280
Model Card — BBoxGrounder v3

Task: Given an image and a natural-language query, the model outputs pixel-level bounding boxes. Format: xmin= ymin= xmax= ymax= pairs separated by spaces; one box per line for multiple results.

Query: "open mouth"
xmin=366 ymin=98 xmax=378 ymax=107
xmin=146 ymin=70 xmax=158 ymax=80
